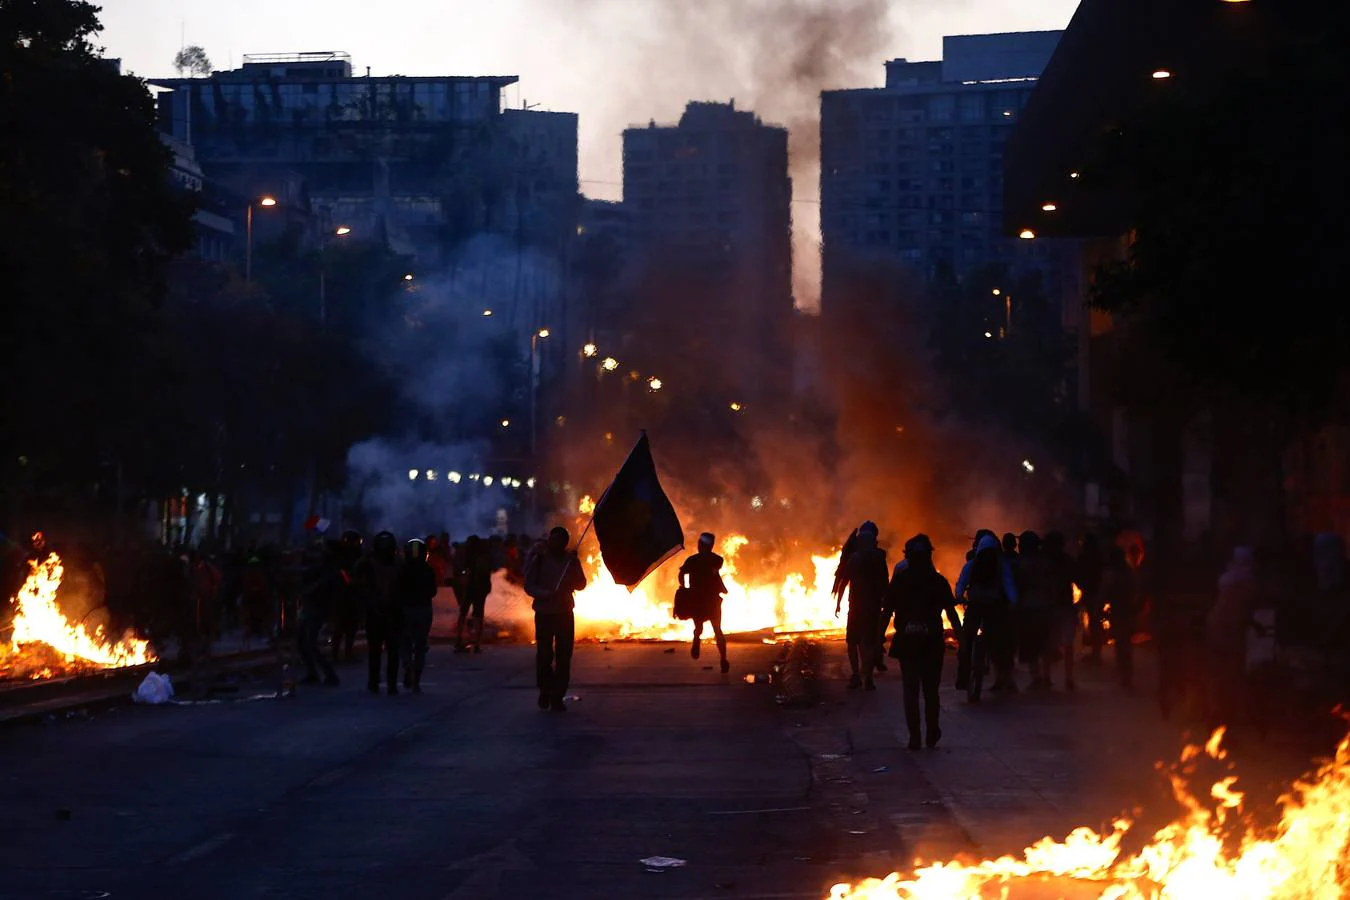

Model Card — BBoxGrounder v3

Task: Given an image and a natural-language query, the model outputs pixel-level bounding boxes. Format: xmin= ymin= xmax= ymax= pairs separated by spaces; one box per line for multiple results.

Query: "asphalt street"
xmin=0 ymin=637 xmax=1324 ymax=900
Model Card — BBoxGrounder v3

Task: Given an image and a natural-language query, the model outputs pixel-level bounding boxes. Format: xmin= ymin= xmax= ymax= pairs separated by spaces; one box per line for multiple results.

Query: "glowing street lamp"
xmin=729 ymin=402 xmax=743 ymax=412
xmin=582 ymin=343 xmax=598 ymax=358
xmin=536 ymin=328 xmax=551 ymax=339
xmin=335 ymin=225 xmax=352 ymax=236
xmin=482 ymin=309 xmax=494 ymax=317
xmin=1152 ymin=69 xmax=1172 ymax=80
xmin=245 ymin=195 xmax=279 ymax=284
xmin=648 ymin=377 xmax=663 ymax=392
xmin=500 ymin=419 xmax=511 ymax=428
xmin=1041 ymin=202 xmax=1058 ymax=212
xmin=601 ymin=357 xmax=619 ymax=372
xmin=402 ymin=273 xmax=414 ymax=281
xmin=1019 ymin=228 xmax=1037 ymax=240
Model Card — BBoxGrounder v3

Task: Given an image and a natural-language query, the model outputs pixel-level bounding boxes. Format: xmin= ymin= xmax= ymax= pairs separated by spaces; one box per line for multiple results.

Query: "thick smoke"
xmin=560 ymin=0 xmax=896 ymax=310
xmin=343 ymin=235 xmax=562 ymax=539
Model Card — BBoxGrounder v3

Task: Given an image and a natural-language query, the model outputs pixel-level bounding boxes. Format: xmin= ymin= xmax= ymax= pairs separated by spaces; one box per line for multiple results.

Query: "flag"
xmin=592 ymin=433 xmax=684 ymax=589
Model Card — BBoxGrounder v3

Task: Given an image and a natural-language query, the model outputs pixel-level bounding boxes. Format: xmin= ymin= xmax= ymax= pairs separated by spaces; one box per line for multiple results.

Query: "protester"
xmin=524 ymin=526 xmax=587 ymax=712
xmin=456 ymin=535 xmax=491 ymax=653
xmin=1206 ymin=545 xmax=1259 ymax=726
xmin=1076 ymin=533 xmax=1106 ymax=663
xmin=330 ymin=530 xmax=364 ymax=663
xmin=296 ymin=541 xmax=342 ymax=687
xmin=1043 ymin=531 xmax=1079 ymax=691
xmin=355 ymin=531 xmax=401 ymax=695
xmin=1100 ymin=545 xmax=1138 ymax=688
xmin=887 ymin=534 xmax=961 ymax=749
xmin=679 ymin=532 xmax=730 ymax=673
xmin=955 ymin=533 xmax=1020 ymax=693
xmin=395 ymin=538 xmax=438 ymax=693
xmin=834 ymin=520 xmax=890 ymax=691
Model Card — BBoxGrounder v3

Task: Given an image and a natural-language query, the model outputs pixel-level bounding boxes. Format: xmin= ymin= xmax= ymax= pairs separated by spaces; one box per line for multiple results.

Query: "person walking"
xmin=355 ymin=531 xmax=401 ymax=695
xmin=679 ymin=532 xmax=730 ymax=673
xmin=954 ymin=533 xmax=1020 ymax=693
xmin=455 ymin=535 xmax=491 ymax=653
xmin=394 ymin=538 xmax=438 ymax=693
xmin=887 ymin=534 xmax=961 ymax=749
xmin=834 ymin=520 xmax=890 ymax=691
xmin=296 ymin=541 xmax=343 ymax=687
xmin=524 ymin=526 xmax=587 ymax=712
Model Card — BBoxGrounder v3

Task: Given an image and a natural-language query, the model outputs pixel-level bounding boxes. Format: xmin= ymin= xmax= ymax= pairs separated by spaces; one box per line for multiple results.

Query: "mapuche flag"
xmin=592 ymin=433 xmax=684 ymax=589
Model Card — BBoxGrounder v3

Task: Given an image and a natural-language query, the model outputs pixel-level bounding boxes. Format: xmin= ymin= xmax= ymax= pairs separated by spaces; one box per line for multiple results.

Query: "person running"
xmin=679 ymin=532 xmax=730 ymax=673
xmin=835 ymin=520 xmax=890 ymax=691
xmin=887 ymin=534 xmax=962 ymax=749
xmin=395 ymin=538 xmax=438 ymax=693
xmin=524 ymin=526 xmax=587 ymax=712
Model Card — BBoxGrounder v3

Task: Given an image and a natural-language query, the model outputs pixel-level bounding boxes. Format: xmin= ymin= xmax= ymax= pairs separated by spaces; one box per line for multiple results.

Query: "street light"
xmin=318 ymin=225 xmax=351 ymax=327
xmin=1152 ymin=69 xmax=1172 ymax=80
xmin=648 ymin=377 xmax=663 ymax=392
xmin=1019 ymin=228 xmax=1037 ymax=240
xmin=529 ymin=327 xmax=552 ymax=462
xmin=601 ymin=357 xmax=619 ymax=372
xmin=403 ymin=273 xmax=414 ymax=281
xmin=482 ymin=309 xmax=494 ymax=317
xmin=335 ymin=225 xmax=351 ymax=236
xmin=1041 ymin=202 xmax=1058 ymax=212
xmin=582 ymin=343 xmax=597 ymax=358
xmin=245 ymin=194 xmax=278 ymax=284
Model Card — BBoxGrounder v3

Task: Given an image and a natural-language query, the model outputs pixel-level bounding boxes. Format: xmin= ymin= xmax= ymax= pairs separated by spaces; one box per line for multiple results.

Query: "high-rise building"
xmin=622 ymin=101 xmax=792 ymax=399
xmin=820 ymin=32 xmax=1063 ymax=312
xmin=150 ymin=52 xmax=579 ymax=289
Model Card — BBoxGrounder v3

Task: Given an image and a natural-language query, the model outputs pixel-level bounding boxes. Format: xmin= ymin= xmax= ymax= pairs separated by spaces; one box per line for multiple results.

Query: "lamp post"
xmin=317 ymin=225 xmax=352 ymax=326
xmin=245 ymin=195 xmax=277 ymax=284
xmin=529 ymin=328 xmax=551 ymax=460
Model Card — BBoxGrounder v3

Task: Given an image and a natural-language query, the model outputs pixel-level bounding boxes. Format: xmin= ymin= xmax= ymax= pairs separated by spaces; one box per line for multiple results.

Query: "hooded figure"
xmin=836 ymin=521 xmax=889 ymax=690
xmin=887 ymin=534 xmax=961 ymax=749
xmin=954 ymin=533 xmax=1020 ymax=693
xmin=355 ymin=531 xmax=402 ymax=695
xmin=394 ymin=539 xmax=439 ymax=693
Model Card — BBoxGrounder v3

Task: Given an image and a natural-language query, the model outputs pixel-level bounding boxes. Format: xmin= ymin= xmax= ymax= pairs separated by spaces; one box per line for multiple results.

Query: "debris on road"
xmin=639 ymin=856 xmax=687 ymax=871
xmin=131 ymin=672 xmax=174 ymax=705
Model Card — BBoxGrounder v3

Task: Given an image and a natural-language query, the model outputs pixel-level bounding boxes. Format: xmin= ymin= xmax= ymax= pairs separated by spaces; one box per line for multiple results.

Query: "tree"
xmin=172 ymin=45 xmax=211 ymax=78
xmin=0 ymin=0 xmax=195 ymax=529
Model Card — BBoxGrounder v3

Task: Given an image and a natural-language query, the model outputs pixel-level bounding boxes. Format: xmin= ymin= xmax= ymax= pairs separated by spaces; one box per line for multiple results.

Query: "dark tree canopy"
xmin=0 ymin=0 xmax=195 ymax=513
xmin=1088 ymin=10 xmax=1350 ymax=426
xmin=172 ymin=44 xmax=211 ymax=77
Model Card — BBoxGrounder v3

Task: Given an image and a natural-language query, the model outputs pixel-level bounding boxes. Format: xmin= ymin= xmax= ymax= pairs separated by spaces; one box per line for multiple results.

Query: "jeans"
xmin=366 ymin=610 xmax=401 ymax=690
xmin=400 ymin=606 xmax=433 ymax=682
xmin=897 ymin=636 xmax=944 ymax=741
xmin=535 ymin=612 xmax=575 ymax=701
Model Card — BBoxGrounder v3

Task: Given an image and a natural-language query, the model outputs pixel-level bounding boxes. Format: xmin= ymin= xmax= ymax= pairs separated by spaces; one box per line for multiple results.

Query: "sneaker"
xmin=720 ymin=658 xmax=730 ymax=674
xmin=927 ymin=728 xmax=942 ymax=749
xmin=691 ymin=640 xmax=701 ymax=660
xmin=537 ymin=691 xmax=550 ymax=710
xmin=864 ymin=678 xmax=876 ymax=691
xmin=847 ymin=673 xmax=863 ymax=690
xmin=907 ymin=736 xmax=921 ymax=751
xmin=549 ymin=697 xmax=567 ymax=713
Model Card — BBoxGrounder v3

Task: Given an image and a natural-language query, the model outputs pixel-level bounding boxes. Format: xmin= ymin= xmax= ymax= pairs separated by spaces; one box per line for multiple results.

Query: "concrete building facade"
xmin=820 ymin=32 xmax=1063 ymax=310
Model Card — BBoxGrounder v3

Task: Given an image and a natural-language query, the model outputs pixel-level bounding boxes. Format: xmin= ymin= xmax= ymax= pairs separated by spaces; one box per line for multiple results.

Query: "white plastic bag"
xmin=132 ymin=672 xmax=175 ymax=705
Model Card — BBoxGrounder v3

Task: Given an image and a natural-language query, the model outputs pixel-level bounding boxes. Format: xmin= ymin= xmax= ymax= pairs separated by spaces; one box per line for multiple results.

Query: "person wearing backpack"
xmin=887 ymin=534 xmax=962 ymax=749
xmin=954 ymin=532 xmax=1020 ymax=692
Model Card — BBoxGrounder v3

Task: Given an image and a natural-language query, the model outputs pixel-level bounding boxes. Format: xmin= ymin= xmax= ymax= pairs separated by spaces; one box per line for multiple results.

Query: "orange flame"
xmin=7 ymin=553 xmax=155 ymax=673
xmin=828 ymin=727 xmax=1350 ymax=898
xmin=571 ymin=533 xmax=842 ymax=639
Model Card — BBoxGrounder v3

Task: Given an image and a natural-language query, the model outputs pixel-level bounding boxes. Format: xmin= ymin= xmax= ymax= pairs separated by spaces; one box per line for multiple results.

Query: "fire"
xmin=578 ymin=494 xmax=596 ymax=516
xmin=6 ymin=553 xmax=155 ymax=676
xmin=572 ymin=533 xmax=842 ymax=639
xmin=827 ymin=726 xmax=1350 ymax=899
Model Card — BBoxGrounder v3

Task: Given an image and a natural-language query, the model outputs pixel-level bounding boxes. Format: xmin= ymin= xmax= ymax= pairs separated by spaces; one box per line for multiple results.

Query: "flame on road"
xmin=828 ymin=726 xmax=1350 ymax=899
xmin=571 ymin=526 xmax=842 ymax=640
xmin=6 ymin=553 xmax=155 ymax=676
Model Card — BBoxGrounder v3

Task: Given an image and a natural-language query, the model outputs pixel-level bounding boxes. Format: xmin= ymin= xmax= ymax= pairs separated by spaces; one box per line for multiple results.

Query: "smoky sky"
xmin=556 ymin=0 xmax=898 ymax=310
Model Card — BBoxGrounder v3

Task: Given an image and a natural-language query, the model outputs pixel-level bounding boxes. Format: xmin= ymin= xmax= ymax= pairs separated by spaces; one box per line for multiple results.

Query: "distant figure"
xmin=296 ymin=541 xmax=342 ymax=687
xmin=1075 ymin=534 xmax=1106 ymax=664
xmin=1206 ymin=546 xmax=1258 ymax=726
xmin=330 ymin=530 xmax=364 ymax=663
xmin=455 ymin=535 xmax=491 ymax=653
xmin=1043 ymin=531 xmax=1079 ymax=691
xmin=524 ymin=526 xmax=587 ymax=712
xmin=954 ymin=533 xmax=1020 ymax=693
xmin=887 ymin=534 xmax=961 ymax=749
xmin=1001 ymin=532 xmax=1020 ymax=564
xmin=1015 ymin=531 xmax=1052 ymax=687
xmin=355 ymin=531 xmax=401 ymax=695
xmin=1100 ymin=545 xmax=1138 ymax=688
xmin=835 ymin=521 xmax=890 ymax=691
xmin=395 ymin=539 xmax=438 ymax=693
xmin=679 ymin=532 xmax=730 ymax=673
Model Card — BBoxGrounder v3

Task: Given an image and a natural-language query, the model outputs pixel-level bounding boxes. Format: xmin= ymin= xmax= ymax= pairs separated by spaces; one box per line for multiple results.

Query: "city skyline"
xmin=100 ymin=0 xmax=1080 ymax=206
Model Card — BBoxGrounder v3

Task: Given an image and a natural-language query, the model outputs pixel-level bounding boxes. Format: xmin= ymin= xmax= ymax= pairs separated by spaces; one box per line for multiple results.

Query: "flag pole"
xmin=550 ymin=431 xmax=642 ymax=593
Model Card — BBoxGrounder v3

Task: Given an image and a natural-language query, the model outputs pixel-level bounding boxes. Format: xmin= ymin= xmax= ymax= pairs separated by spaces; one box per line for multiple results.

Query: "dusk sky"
xmin=100 ymin=0 xmax=1080 ymax=201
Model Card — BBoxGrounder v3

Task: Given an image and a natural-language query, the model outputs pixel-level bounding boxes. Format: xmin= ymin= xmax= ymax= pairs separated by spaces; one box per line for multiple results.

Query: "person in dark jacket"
xmin=523 ymin=526 xmax=587 ymax=712
xmin=1076 ymin=533 xmax=1106 ymax=663
xmin=455 ymin=535 xmax=492 ymax=653
xmin=888 ymin=534 xmax=961 ymax=749
xmin=297 ymin=541 xmax=343 ymax=687
xmin=395 ymin=538 xmax=439 ymax=693
xmin=679 ymin=532 xmax=730 ymax=673
xmin=354 ymin=531 xmax=401 ymax=695
xmin=330 ymin=530 xmax=364 ymax=664
xmin=835 ymin=520 xmax=890 ymax=691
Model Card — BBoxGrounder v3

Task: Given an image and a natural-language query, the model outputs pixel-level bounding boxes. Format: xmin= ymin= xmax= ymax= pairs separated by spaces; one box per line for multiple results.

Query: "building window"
xmin=958 ymin=93 xmax=984 ymax=121
xmin=928 ymin=94 xmax=954 ymax=122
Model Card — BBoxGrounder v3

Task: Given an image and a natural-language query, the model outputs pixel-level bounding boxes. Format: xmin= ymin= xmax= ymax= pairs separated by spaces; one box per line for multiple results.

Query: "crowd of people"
xmin=826 ymin=521 xmax=1350 ymax=752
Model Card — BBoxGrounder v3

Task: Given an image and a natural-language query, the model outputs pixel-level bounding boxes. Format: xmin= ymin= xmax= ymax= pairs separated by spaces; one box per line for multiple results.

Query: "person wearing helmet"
xmin=394 ymin=538 xmax=438 ymax=693
xmin=354 ymin=530 xmax=402 ymax=694
xmin=678 ymin=532 xmax=730 ymax=673
xmin=835 ymin=520 xmax=889 ymax=690
xmin=887 ymin=534 xmax=962 ymax=749
xmin=954 ymin=532 xmax=1020 ymax=693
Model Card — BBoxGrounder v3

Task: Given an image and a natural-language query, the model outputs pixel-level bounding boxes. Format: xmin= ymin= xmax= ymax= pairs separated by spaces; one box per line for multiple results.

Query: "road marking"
xmin=165 ymin=832 xmax=234 ymax=865
xmin=705 ymin=806 xmax=813 ymax=815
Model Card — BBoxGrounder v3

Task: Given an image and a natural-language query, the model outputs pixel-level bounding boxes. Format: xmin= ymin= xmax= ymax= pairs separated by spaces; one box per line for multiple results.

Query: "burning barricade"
xmin=2 ymin=553 xmax=155 ymax=680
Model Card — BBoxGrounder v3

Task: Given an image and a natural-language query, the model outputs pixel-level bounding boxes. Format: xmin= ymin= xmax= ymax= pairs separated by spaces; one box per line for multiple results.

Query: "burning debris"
xmin=827 ymin=727 xmax=1350 ymax=899
xmin=4 ymin=553 xmax=155 ymax=679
